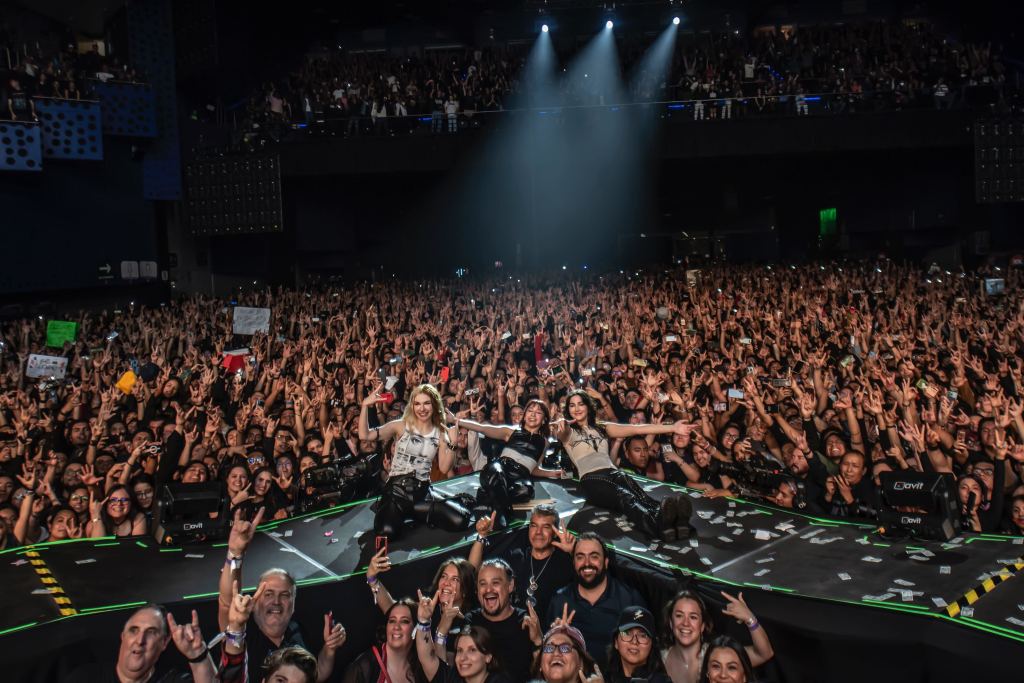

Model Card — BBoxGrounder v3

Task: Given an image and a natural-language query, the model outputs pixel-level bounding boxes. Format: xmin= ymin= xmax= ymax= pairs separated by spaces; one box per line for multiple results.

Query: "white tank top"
xmin=564 ymin=425 xmax=614 ymax=476
xmin=389 ymin=427 xmax=440 ymax=482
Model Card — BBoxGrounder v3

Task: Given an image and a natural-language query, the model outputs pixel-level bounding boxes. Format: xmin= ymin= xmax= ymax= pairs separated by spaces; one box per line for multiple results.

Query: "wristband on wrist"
xmin=746 ymin=618 xmax=760 ymax=631
xmin=366 ymin=575 xmax=378 ymax=585
xmin=187 ymin=647 xmax=209 ymax=664
xmin=416 ymin=621 xmax=432 ymax=633
xmin=434 ymin=632 xmax=447 ymax=645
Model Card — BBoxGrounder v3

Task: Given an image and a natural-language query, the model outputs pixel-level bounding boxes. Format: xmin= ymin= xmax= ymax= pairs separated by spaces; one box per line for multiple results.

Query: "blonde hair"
xmin=401 ymin=384 xmax=447 ymax=434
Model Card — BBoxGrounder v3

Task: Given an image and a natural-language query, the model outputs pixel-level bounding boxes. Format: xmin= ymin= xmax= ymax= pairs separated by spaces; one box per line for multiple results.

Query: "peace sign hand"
xmin=551 ymin=602 xmax=576 ymax=629
xmin=522 ymin=600 xmax=543 ymax=645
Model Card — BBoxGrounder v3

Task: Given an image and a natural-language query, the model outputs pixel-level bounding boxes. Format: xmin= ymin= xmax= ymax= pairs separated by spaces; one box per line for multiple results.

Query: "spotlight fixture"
xmin=606 ymin=20 xmax=614 ymax=29
xmin=673 ymin=17 xmax=680 ymax=25
xmin=542 ymin=24 xmax=549 ymax=32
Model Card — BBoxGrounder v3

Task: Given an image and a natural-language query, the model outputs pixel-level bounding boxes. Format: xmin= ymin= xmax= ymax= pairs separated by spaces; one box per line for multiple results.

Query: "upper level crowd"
xmin=241 ymin=19 xmax=1013 ymax=137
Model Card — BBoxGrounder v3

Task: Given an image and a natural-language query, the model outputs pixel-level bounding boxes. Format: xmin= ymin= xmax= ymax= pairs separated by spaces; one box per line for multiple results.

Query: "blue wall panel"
xmin=36 ymin=98 xmax=104 ymax=160
xmin=91 ymin=82 xmax=158 ymax=138
xmin=0 ymin=122 xmax=43 ymax=172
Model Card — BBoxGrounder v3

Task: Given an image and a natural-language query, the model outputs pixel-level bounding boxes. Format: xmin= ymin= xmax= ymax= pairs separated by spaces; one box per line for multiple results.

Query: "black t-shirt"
xmin=500 ymin=544 xmax=574 ymax=618
xmin=429 ymin=660 xmax=516 ymax=683
xmin=246 ymin=618 xmax=307 ymax=683
xmin=462 ymin=608 xmax=534 ymax=683
xmin=65 ymin=662 xmax=191 ymax=682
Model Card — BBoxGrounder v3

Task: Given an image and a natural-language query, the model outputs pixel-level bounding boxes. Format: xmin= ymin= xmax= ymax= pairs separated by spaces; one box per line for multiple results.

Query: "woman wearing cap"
xmin=661 ymin=591 xmax=773 ymax=683
xmin=605 ymin=607 xmax=670 ymax=683
xmin=531 ymin=625 xmax=602 ymax=683
xmin=698 ymin=636 xmax=755 ymax=683
xmin=551 ymin=390 xmax=694 ymax=541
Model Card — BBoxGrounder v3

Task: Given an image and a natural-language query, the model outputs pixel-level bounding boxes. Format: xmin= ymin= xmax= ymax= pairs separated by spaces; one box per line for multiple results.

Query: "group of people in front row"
xmin=71 ymin=503 xmax=772 ymax=683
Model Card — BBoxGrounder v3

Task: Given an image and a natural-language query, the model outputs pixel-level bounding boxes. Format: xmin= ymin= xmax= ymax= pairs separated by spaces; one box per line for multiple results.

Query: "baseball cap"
xmin=616 ymin=606 xmax=655 ymax=639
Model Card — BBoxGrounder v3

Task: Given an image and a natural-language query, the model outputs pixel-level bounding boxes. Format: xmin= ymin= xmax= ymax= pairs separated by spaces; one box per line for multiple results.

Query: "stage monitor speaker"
xmin=877 ymin=471 xmax=961 ymax=541
xmin=153 ymin=481 xmax=229 ymax=545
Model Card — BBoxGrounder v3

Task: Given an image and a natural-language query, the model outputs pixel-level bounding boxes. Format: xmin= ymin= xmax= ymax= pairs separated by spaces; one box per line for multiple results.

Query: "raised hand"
xmin=322 ymin=611 xmax=347 ymax=655
xmin=227 ymin=506 xmax=265 ymax=558
xmin=417 ymin=588 xmax=439 ymax=623
xmin=167 ymin=610 xmax=207 ymax=661
xmin=227 ymin=580 xmax=267 ymax=630
xmin=367 ymin=546 xmax=391 ymax=579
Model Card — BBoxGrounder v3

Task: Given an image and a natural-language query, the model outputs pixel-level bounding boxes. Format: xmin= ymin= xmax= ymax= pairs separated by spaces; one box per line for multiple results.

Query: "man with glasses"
xmin=546 ymin=532 xmax=648 ymax=670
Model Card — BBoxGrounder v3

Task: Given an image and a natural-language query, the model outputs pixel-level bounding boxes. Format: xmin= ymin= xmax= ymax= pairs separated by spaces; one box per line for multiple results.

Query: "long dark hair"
xmin=698 ymin=635 xmax=754 ymax=683
xmin=378 ymin=599 xmax=427 ymax=683
xmin=455 ymin=625 xmax=502 ymax=673
xmin=605 ymin=628 xmax=665 ymax=681
xmin=427 ymin=557 xmax=478 ymax=610
xmin=564 ymin=390 xmax=605 ymax=436
xmin=662 ymin=590 xmax=713 ymax=649
xmin=521 ymin=398 xmax=551 ymax=438
xmin=101 ymin=484 xmax=138 ymax=537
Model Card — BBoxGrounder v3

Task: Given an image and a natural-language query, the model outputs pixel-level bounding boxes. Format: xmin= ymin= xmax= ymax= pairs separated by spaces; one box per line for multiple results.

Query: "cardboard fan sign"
xmin=232 ymin=307 xmax=271 ymax=336
xmin=27 ymin=354 xmax=69 ymax=379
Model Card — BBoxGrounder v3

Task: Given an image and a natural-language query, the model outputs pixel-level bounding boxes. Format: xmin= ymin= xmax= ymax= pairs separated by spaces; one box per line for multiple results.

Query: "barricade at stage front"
xmin=2 ymin=474 xmax=1022 ymax=682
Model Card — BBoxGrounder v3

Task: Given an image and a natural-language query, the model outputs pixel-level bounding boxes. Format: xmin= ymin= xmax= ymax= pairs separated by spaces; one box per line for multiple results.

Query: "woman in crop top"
xmin=455 ymin=399 xmax=567 ymax=526
xmin=360 ymin=383 xmax=472 ymax=539
xmin=551 ymin=390 xmax=694 ymax=541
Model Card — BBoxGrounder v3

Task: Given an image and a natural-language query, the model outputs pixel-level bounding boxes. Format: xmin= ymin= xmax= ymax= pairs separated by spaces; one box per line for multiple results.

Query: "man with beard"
xmin=462 ymin=558 xmax=543 ymax=683
xmin=66 ymin=603 xmax=216 ymax=682
xmin=545 ymin=532 xmax=646 ymax=670
xmin=217 ymin=507 xmax=346 ymax=683
xmin=471 ymin=503 xmax=575 ymax=617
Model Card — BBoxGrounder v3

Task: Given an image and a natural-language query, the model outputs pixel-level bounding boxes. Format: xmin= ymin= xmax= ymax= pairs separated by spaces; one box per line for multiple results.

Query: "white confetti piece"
xmin=801 ymin=528 xmax=825 ymax=540
xmin=940 ymin=566 xmax=951 ymax=575
xmin=184 ymin=554 xmax=205 ymax=559
xmin=861 ymin=556 xmax=882 ymax=563
xmin=700 ymin=557 xmax=713 ymax=566
xmin=755 ymin=557 xmax=775 ymax=564
xmin=284 ymin=530 xmax=293 ymax=537
xmin=689 ymin=537 xmax=699 ymax=548
xmin=75 ymin=558 xmax=97 ymax=565
xmin=893 ymin=579 xmax=915 ymax=587
xmin=838 ymin=572 xmax=851 ymax=581
xmin=717 ymin=536 xmax=733 ymax=544
xmin=1006 ymin=616 xmax=1024 ymax=628
xmin=754 ymin=568 xmax=770 ymax=577
xmin=961 ymin=606 xmax=974 ymax=618
xmin=931 ymin=597 xmax=948 ymax=608
xmin=755 ymin=530 xmax=772 ymax=541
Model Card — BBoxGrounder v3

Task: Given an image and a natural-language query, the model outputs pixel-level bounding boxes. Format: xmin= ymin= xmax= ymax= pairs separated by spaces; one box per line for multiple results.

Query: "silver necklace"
xmin=527 ymin=552 xmax=553 ymax=604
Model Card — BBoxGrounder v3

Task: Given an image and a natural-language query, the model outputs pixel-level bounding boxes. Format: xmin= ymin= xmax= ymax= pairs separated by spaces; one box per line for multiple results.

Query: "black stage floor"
xmin=3 ymin=475 xmax=1023 ymax=646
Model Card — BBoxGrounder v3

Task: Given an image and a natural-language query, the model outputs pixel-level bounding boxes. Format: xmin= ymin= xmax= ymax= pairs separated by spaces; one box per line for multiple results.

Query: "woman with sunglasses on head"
xmin=551 ymin=390 xmax=694 ymax=540
xmin=454 ymin=399 xmax=567 ymax=526
xmin=606 ymin=607 xmax=670 ymax=683
xmin=661 ymin=591 xmax=772 ymax=683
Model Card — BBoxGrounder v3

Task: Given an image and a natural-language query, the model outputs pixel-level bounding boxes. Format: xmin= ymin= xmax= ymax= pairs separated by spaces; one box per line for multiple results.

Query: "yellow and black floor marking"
xmin=24 ymin=549 xmax=77 ymax=617
xmin=945 ymin=559 xmax=1024 ymax=618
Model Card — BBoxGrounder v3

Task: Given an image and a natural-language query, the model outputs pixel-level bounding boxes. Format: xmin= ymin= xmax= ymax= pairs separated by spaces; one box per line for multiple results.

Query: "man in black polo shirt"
xmin=545 ymin=532 xmax=647 ymax=670
xmin=462 ymin=558 xmax=543 ymax=683
xmin=470 ymin=503 xmax=575 ymax=617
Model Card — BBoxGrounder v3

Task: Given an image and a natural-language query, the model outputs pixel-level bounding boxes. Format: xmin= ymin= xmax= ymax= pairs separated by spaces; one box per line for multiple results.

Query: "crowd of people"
xmin=1 ymin=10 xmax=141 ymax=122
xmin=2 ymin=259 xmax=1024 ymax=680
xmin=239 ymin=19 xmax=1013 ymax=139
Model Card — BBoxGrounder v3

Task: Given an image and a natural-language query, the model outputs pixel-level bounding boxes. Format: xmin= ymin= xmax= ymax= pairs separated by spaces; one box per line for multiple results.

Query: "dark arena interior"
xmin=2 ymin=0 xmax=1024 ymax=681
